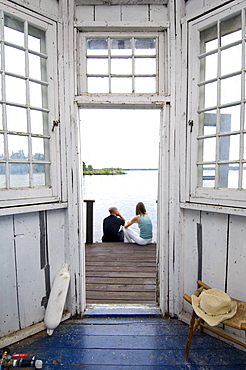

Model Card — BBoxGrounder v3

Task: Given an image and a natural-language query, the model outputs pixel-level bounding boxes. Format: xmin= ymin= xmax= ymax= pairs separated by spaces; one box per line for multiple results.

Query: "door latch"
xmin=188 ymin=120 xmax=193 ymax=133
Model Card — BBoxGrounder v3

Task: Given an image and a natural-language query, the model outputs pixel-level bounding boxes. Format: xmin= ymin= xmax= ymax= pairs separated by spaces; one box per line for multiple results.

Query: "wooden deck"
xmin=85 ymin=242 xmax=157 ymax=304
xmin=7 ymin=313 xmax=246 ymax=368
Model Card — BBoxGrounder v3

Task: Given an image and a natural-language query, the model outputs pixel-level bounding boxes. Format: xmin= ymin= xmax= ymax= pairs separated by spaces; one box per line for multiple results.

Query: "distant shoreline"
xmin=83 ymin=168 xmax=158 ymax=175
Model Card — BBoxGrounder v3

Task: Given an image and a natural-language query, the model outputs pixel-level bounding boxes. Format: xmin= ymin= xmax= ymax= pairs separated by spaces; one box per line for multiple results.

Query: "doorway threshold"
xmin=84 ymin=304 xmax=161 ymax=316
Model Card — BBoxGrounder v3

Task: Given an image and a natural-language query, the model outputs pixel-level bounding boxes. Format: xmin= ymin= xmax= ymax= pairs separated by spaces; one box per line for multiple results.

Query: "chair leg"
xmin=185 ymin=310 xmax=196 ymax=359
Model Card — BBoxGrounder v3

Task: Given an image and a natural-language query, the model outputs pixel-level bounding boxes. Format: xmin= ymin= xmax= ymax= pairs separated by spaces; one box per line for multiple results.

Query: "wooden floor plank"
xmin=85 ymin=242 xmax=157 ymax=304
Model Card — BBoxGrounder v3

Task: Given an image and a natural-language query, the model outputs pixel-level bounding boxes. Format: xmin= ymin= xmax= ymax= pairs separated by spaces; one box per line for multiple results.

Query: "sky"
xmin=80 ymin=108 xmax=160 ymax=169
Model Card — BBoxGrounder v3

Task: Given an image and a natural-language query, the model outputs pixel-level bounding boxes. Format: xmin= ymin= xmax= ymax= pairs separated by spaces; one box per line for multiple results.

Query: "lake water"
xmin=82 ymin=170 xmax=158 ymax=243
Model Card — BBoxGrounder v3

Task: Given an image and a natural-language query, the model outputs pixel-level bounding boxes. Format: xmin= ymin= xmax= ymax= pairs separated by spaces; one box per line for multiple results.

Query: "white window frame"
xmin=188 ymin=1 xmax=246 ymax=208
xmin=0 ymin=4 xmax=60 ymax=208
xmin=77 ymin=31 xmax=166 ymax=98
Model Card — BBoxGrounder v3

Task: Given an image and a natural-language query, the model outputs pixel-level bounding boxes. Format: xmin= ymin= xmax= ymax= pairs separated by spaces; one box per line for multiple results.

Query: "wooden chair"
xmin=183 ymin=280 xmax=246 ymax=359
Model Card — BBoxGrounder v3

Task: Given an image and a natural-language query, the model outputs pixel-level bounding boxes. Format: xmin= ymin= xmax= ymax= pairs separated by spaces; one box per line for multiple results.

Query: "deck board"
xmin=85 ymin=242 xmax=157 ymax=304
xmin=8 ymin=316 xmax=246 ymax=369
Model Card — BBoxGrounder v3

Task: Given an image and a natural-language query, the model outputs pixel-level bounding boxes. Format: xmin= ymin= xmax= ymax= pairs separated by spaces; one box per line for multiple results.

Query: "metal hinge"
xmin=188 ymin=120 xmax=193 ymax=133
xmin=52 ymin=120 xmax=60 ymax=132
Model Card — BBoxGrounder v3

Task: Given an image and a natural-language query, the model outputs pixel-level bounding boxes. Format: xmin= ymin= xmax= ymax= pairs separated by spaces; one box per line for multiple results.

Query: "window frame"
xmin=77 ymin=30 xmax=166 ymax=97
xmin=0 ymin=4 xmax=60 ymax=208
xmin=188 ymin=2 xmax=246 ymax=208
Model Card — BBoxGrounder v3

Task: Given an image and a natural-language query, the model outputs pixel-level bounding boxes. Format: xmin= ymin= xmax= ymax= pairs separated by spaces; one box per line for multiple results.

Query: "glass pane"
xmin=219 ymin=134 xmax=239 ymax=161
xmin=0 ymin=163 xmax=6 ymax=189
xmin=135 ymin=58 xmax=156 ymax=75
xmin=220 ymin=105 xmax=240 ymax=132
xmin=33 ymin=163 xmax=50 ymax=186
xmin=202 ymin=81 xmax=217 ymax=108
xmin=111 ymin=39 xmax=131 ymax=56
xmin=135 ymin=77 xmax=156 ymax=93
xmin=4 ymin=15 xmax=24 ymax=47
xmin=6 ymin=105 xmax=27 ymax=132
xmin=87 ymin=58 xmax=108 ymax=74
xmin=29 ymin=54 xmax=46 ymax=81
xmin=198 ymin=137 xmax=216 ymax=161
xmin=32 ymin=137 xmax=49 ymax=160
xmin=111 ymin=58 xmax=132 ymax=75
xmin=87 ymin=39 xmax=108 ymax=56
xmin=219 ymin=163 xmax=239 ymax=188
xmin=200 ymin=25 xmax=218 ymax=53
xmin=8 ymin=134 xmax=28 ymax=160
xmin=244 ymin=134 xmax=246 ymax=159
xmin=0 ymin=104 xmax=2 ymax=130
xmin=111 ymin=77 xmax=132 ymax=93
xmin=88 ymin=77 xmax=109 ymax=93
xmin=5 ymin=46 xmax=25 ymax=76
xmin=221 ymin=15 xmax=242 ymax=47
xmin=0 ymin=133 xmax=4 ymax=158
xmin=198 ymin=164 xmax=215 ymax=187
xmin=221 ymin=45 xmax=242 ymax=75
xmin=30 ymin=110 xmax=48 ymax=135
xmin=200 ymin=53 xmax=218 ymax=81
xmin=28 ymin=26 xmax=46 ymax=53
xmin=199 ymin=111 xmax=217 ymax=136
xmin=30 ymin=82 xmax=47 ymax=108
xmin=6 ymin=76 xmax=26 ymax=104
xmin=134 ymin=39 xmax=156 ymax=56
xmin=0 ymin=74 xmax=2 ymax=101
xmin=9 ymin=163 xmax=29 ymax=187
xmin=243 ymin=164 xmax=246 ymax=189
xmin=221 ymin=75 xmax=241 ymax=105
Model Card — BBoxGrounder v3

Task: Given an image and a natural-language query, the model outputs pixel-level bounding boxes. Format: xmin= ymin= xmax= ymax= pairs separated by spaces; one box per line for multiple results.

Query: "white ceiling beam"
xmin=76 ymin=0 xmax=168 ymax=5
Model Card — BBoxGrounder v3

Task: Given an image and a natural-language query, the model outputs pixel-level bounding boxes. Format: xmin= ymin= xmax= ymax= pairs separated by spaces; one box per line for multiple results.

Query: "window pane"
xmin=202 ymin=81 xmax=217 ymax=108
xmin=219 ymin=134 xmax=240 ymax=160
xmin=0 ymin=75 xmax=2 ymax=101
xmin=111 ymin=58 xmax=132 ymax=75
xmin=29 ymin=54 xmax=46 ymax=80
xmin=8 ymin=134 xmax=28 ymax=160
xmin=32 ymin=137 xmax=49 ymax=161
xmin=6 ymin=105 xmax=27 ymax=132
xmin=199 ymin=111 xmax=217 ymax=136
xmin=4 ymin=15 xmax=24 ymax=47
xmin=244 ymin=134 xmax=246 ymax=159
xmin=0 ymin=104 xmax=2 ymax=130
xmin=134 ymin=38 xmax=156 ymax=56
xmin=5 ymin=46 xmax=25 ymax=76
xmin=0 ymin=133 xmax=4 ymax=158
xmin=87 ymin=39 xmax=108 ymax=56
xmin=87 ymin=58 xmax=108 ymax=74
xmin=28 ymin=26 xmax=46 ymax=53
xmin=221 ymin=15 xmax=241 ymax=47
xmin=30 ymin=110 xmax=48 ymax=135
xmin=198 ymin=164 xmax=215 ymax=187
xmin=135 ymin=77 xmax=156 ymax=93
xmin=30 ymin=82 xmax=47 ymax=108
xmin=135 ymin=58 xmax=156 ymax=74
xmin=88 ymin=77 xmax=109 ymax=93
xmin=243 ymin=164 xmax=246 ymax=189
xmin=111 ymin=38 xmax=131 ymax=56
xmin=200 ymin=25 xmax=218 ymax=53
xmin=221 ymin=45 xmax=242 ymax=75
xmin=220 ymin=105 xmax=240 ymax=132
xmin=6 ymin=76 xmax=26 ymax=104
xmin=111 ymin=77 xmax=132 ymax=93
xmin=221 ymin=75 xmax=241 ymax=105
xmin=200 ymin=53 xmax=218 ymax=81
xmin=9 ymin=163 xmax=29 ymax=187
xmin=0 ymin=163 xmax=6 ymax=188
xmin=219 ymin=163 xmax=239 ymax=188
xmin=198 ymin=137 xmax=216 ymax=162
xmin=33 ymin=163 xmax=50 ymax=186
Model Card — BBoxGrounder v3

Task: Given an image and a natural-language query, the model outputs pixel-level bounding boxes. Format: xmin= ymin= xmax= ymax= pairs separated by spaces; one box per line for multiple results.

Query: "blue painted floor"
xmin=7 ymin=310 xmax=246 ymax=369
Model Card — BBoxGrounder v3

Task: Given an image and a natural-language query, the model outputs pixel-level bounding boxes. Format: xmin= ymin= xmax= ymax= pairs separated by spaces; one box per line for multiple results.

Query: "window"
xmin=78 ymin=32 xmax=165 ymax=95
xmin=0 ymin=7 xmax=59 ymax=207
xmin=189 ymin=4 xmax=246 ymax=206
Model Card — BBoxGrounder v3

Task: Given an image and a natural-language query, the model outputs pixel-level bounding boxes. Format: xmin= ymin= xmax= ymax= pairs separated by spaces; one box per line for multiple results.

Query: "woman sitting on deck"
xmin=123 ymin=202 xmax=153 ymax=245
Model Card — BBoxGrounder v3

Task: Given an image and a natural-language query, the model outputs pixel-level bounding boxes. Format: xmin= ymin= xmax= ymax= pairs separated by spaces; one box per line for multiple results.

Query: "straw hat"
xmin=191 ymin=288 xmax=237 ymax=326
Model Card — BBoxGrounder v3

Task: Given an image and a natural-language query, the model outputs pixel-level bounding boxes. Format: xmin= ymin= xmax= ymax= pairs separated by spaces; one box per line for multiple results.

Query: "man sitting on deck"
xmin=102 ymin=206 xmax=126 ymax=242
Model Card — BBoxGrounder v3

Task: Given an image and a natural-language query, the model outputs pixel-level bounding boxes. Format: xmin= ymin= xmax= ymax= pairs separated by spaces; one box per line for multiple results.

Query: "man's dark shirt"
xmin=102 ymin=215 xmax=125 ymax=242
